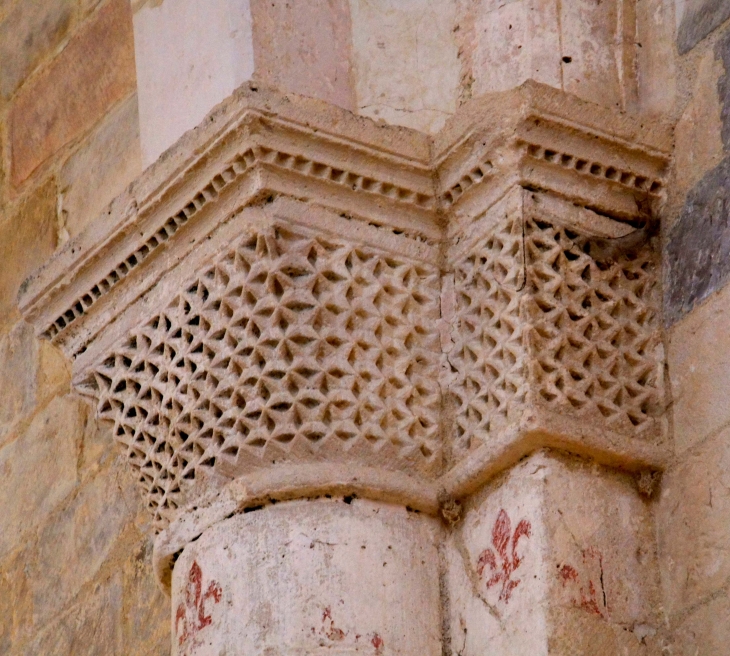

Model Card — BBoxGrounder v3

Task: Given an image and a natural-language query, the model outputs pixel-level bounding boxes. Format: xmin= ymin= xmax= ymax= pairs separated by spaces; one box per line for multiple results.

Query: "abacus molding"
xmin=18 ymin=80 xmax=672 ymax=587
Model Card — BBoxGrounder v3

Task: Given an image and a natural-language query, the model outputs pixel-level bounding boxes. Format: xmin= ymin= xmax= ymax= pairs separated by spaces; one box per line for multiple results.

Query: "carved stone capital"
xmin=18 ymin=81 xmax=671 ymax=589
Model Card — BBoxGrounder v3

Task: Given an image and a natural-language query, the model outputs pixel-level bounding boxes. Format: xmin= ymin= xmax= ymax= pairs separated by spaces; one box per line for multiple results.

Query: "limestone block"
xmin=667 ymin=281 xmax=730 ymax=453
xmin=31 ymin=465 xmax=135 ymax=625
xmin=60 ymin=94 xmax=142 ymax=240
xmin=462 ymin=0 xmax=634 ymax=109
xmin=8 ymin=0 xmax=136 ymax=187
xmin=657 ymin=424 xmax=730 ymax=616
xmin=636 ymin=0 xmax=677 ymax=116
xmin=559 ymin=0 xmax=628 ymax=110
xmin=0 ymin=396 xmax=80 ymax=559
xmin=133 ymin=0 xmax=254 ymax=166
xmin=444 ymin=455 xmax=549 ymax=655
xmin=446 ymin=452 xmax=661 ymax=654
xmin=0 ymin=0 xmax=75 ymax=101
xmin=349 ymin=0 xmax=461 ymax=133
xmin=250 ymin=0 xmax=354 ymax=111
xmin=0 ymin=322 xmax=38 ymax=445
xmin=172 ymin=498 xmax=442 ymax=655
xmin=469 ymin=0 xmax=562 ymax=96
xmin=0 ymin=179 xmax=57 ymax=322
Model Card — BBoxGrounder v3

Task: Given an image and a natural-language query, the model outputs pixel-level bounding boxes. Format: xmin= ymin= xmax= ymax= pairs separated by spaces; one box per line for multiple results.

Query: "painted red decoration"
xmin=175 ymin=560 xmax=223 ymax=650
xmin=476 ymin=508 xmax=532 ymax=603
xmin=558 ymin=546 xmax=609 ymax=619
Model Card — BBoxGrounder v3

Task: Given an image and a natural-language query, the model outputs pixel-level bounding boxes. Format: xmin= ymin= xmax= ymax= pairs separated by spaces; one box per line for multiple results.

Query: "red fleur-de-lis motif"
xmin=476 ymin=508 xmax=532 ymax=603
xmin=175 ymin=560 xmax=223 ymax=650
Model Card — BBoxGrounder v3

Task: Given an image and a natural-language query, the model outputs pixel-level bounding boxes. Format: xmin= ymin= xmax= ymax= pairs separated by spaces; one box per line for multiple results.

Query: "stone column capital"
xmin=18 ymin=80 xmax=672 ymax=591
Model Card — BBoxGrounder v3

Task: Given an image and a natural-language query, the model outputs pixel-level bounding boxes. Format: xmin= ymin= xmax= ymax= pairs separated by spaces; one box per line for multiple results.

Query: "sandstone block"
xmin=678 ymin=0 xmax=730 ymax=54
xmin=251 ymin=0 xmax=354 ymax=110
xmin=446 ymin=452 xmax=660 ymax=654
xmin=349 ymin=0 xmax=461 ymax=133
xmin=665 ymin=157 xmax=730 ymax=326
xmin=0 ymin=179 xmax=58 ymax=323
xmin=0 ymin=0 xmax=75 ymax=101
xmin=0 ymin=396 xmax=80 ymax=559
xmin=0 ymin=322 xmax=38 ymax=445
xmin=122 ymin=539 xmax=172 ymax=656
xmin=671 ymin=47 xmax=724 ymax=220
xmin=657 ymin=424 xmax=730 ymax=616
xmin=31 ymin=464 xmax=136 ymax=625
xmin=23 ymin=573 xmax=123 ymax=656
xmin=667 ymin=281 xmax=730 ymax=452
xmin=60 ymin=93 xmax=142 ymax=239
xmin=9 ymin=0 xmax=136 ymax=187
xmin=0 ymin=546 xmax=33 ymax=653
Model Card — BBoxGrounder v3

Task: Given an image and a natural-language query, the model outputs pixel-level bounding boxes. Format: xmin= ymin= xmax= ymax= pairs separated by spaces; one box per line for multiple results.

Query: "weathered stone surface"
xmin=0 ymin=0 xmax=75 ymax=101
xmin=636 ymin=0 xmax=676 ymax=115
xmin=122 ymin=539 xmax=172 ymax=655
xmin=0 ymin=322 xmax=38 ymax=445
xmin=657 ymin=425 xmax=730 ymax=616
xmin=60 ymin=93 xmax=142 ymax=239
xmin=349 ymin=0 xmax=461 ymax=133
xmin=22 ymin=574 xmax=123 ymax=656
xmin=672 ymin=47 xmax=724 ymax=213
xmin=445 ymin=456 xmax=549 ymax=655
xmin=0 ymin=396 xmax=80 ymax=559
xmin=468 ymin=0 xmax=562 ymax=96
xmin=133 ymin=0 xmax=254 ymax=166
xmin=173 ymin=498 xmax=442 ymax=655
xmin=0 ymin=546 xmax=33 ymax=653
xmin=669 ymin=590 xmax=730 ymax=654
xmin=9 ymin=0 xmax=136 ymax=186
xmin=668 ymin=280 xmax=730 ymax=452
xmin=678 ymin=0 xmax=730 ymax=54
xmin=0 ymin=179 xmax=57 ymax=321
xmin=715 ymin=27 xmax=730 ymax=148
xmin=559 ymin=0 xmax=626 ymax=109
xmin=250 ymin=0 xmax=354 ymax=110
xmin=446 ymin=452 xmax=661 ymax=654
xmin=31 ymin=465 xmax=135 ymax=625
xmin=664 ymin=156 xmax=730 ymax=325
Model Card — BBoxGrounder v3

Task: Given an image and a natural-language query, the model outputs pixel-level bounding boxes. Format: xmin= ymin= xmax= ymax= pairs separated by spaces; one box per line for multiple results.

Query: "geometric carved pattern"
xmin=449 ymin=209 xmax=528 ymax=458
xmin=80 ymin=225 xmax=441 ymax=530
xmin=449 ymin=211 xmax=663 ymax=460
xmin=523 ymin=217 xmax=663 ymax=435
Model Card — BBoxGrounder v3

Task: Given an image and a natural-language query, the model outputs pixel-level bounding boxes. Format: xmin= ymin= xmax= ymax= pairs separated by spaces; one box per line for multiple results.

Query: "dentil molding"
xmin=18 ymin=80 xmax=672 ymax=590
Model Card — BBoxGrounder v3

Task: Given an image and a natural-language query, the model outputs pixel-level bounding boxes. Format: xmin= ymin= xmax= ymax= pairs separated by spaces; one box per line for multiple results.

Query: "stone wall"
xmin=0 ymin=1 xmax=167 ymax=653
xmin=658 ymin=2 xmax=730 ymax=652
xmin=1 ymin=0 xmax=730 ymax=654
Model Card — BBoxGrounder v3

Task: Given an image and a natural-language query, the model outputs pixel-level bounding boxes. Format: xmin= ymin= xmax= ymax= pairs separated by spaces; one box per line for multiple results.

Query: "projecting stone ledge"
xmin=18 ymin=81 xmax=672 ymax=571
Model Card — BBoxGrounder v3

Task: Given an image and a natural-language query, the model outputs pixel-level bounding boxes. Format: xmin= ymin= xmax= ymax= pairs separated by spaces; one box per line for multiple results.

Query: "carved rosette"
xmin=19 ymin=82 xmax=671 ymax=574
